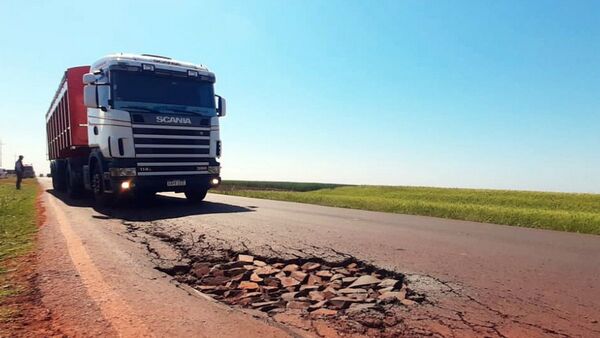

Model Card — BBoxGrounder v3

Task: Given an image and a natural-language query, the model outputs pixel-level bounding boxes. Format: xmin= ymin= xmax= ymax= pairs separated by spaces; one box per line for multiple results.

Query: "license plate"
xmin=167 ymin=179 xmax=186 ymax=187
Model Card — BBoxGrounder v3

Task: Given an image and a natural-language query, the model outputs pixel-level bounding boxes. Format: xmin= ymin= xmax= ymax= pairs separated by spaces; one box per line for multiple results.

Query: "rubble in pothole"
xmin=161 ymin=253 xmax=426 ymax=326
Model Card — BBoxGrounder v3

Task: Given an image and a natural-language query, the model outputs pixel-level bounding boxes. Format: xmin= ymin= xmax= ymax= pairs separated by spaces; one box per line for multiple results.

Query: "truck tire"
xmin=66 ymin=163 xmax=83 ymax=198
xmin=51 ymin=161 xmax=67 ymax=192
xmin=51 ymin=163 xmax=59 ymax=190
xmin=184 ymin=188 xmax=208 ymax=203
xmin=91 ymin=162 xmax=113 ymax=207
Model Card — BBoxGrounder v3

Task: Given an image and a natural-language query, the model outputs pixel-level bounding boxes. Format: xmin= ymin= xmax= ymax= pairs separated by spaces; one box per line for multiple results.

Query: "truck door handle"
xmin=118 ymin=138 xmax=125 ymax=156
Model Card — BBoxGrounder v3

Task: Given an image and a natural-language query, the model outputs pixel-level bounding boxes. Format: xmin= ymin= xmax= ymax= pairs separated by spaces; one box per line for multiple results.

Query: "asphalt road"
xmin=38 ymin=178 xmax=600 ymax=337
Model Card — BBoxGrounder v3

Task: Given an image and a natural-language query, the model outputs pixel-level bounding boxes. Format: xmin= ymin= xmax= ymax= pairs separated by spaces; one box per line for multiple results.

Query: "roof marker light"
xmin=142 ymin=63 xmax=155 ymax=71
xmin=188 ymin=70 xmax=199 ymax=77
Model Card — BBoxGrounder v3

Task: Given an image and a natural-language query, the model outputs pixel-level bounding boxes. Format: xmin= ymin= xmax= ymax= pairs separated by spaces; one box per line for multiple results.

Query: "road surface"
xmin=37 ymin=178 xmax=600 ymax=337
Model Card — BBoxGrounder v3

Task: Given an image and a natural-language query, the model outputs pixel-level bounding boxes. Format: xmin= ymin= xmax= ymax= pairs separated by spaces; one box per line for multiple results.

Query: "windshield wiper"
xmin=119 ymin=106 xmax=162 ymax=114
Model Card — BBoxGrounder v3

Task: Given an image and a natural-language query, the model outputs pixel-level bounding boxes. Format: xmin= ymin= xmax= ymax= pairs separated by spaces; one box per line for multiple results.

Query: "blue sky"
xmin=0 ymin=1 xmax=598 ymax=192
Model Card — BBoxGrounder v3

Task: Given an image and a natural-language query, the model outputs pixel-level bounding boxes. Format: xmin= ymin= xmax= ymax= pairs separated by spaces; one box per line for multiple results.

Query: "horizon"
xmin=220 ymin=179 xmax=600 ymax=195
xmin=1 ymin=1 xmax=599 ymax=193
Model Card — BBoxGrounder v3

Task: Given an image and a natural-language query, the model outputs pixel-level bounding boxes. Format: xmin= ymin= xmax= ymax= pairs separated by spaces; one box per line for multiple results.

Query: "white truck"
xmin=46 ymin=54 xmax=226 ymax=204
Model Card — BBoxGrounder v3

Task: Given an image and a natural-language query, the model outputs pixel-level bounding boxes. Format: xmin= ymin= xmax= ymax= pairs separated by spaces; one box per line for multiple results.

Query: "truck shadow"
xmin=46 ymin=189 xmax=254 ymax=221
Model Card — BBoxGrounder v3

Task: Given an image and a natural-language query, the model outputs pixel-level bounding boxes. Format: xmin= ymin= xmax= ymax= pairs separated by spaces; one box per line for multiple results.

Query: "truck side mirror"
xmin=216 ymin=95 xmax=227 ymax=117
xmin=83 ymin=73 xmax=96 ymax=85
xmin=83 ymin=84 xmax=98 ymax=108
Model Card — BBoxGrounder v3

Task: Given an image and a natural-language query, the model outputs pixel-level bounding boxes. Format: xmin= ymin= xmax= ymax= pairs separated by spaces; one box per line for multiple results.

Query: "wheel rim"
xmin=92 ymin=173 xmax=102 ymax=195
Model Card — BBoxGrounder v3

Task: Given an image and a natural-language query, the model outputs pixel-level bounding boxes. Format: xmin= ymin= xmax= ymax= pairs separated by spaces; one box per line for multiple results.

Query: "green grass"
xmin=218 ymin=180 xmax=348 ymax=192
xmin=0 ymin=179 xmax=38 ymax=302
xmin=215 ymin=181 xmax=600 ymax=235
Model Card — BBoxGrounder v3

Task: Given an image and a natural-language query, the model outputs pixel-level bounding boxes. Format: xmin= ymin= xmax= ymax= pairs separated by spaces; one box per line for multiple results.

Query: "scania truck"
xmin=46 ymin=53 xmax=226 ymax=204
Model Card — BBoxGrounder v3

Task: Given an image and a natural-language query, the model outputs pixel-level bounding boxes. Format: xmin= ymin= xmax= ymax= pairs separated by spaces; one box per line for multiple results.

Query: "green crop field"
xmin=215 ymin=181 xmax=600 ymax=235
xmin=217 ymin=180 xmax=347 ymax=192
xmin=0 ymin=178 xmax=38 ymax=316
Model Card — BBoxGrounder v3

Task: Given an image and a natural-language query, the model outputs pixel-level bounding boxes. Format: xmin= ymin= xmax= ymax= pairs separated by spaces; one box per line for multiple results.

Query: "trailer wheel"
xmin=184 ymin=188 xmax=208 ymax=203
xmin=91 ymin=163 xmax=113 ymax=207
xmin=51 ymin=163 xmax=59 ymax=190
xmin=66 ymin=164 xmax=82 ymax=198
xmin=51 ymin=161 xmax=67 ymax=192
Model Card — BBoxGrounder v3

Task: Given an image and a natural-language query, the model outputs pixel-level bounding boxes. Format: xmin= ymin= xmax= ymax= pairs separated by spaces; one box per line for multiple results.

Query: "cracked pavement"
xmin=39 ymin=179 xmax=600 ymax=337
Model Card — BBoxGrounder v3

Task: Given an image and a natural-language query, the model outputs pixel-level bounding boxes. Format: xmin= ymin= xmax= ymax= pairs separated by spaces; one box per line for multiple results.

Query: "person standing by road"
xmin=15 ymin=155 xmax=24 ymax=190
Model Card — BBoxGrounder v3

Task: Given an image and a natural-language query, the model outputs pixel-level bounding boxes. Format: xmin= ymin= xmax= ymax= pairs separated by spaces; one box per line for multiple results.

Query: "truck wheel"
xmin=91 ymin=163 xmax=113 ymax=207
xmin=51 ymin=163 xmax=59 ymax=190
xmin=184 ymin=188 xmax=208 ymax=203
xmin=66 ymin=164 xmax=82 ymax=198
xmin=52 ymin=161 xmax=67 ymax=192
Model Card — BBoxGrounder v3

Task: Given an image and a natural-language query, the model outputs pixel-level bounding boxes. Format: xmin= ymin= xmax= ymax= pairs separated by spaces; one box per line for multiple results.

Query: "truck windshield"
xmin=111 ymin=70 xmax=215 ymax=113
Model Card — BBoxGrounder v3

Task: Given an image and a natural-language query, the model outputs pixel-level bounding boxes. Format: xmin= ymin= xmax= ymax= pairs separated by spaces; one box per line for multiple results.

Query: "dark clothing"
xmin=16 ymin=172 xmax=23 ymax=190
xmin=15 ymin=159 xmax=23 ymax=190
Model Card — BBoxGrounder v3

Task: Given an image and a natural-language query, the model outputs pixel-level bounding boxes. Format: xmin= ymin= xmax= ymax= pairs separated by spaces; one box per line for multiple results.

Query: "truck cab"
xmin=49 ymin=53 xmax=226 ymax=204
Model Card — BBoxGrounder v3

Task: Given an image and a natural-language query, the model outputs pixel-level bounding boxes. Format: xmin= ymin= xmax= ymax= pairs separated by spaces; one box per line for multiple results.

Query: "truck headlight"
xmin=216 ymin=140 xmax=222 ymax=158
xmin=110 ymin=168 xmax=137 ymax=177
xmin=208 ymin=166 xmax=220 ymax=174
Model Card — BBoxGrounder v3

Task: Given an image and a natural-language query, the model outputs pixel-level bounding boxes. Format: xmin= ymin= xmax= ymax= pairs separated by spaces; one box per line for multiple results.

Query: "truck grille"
xmin=132 ymin=124 xmax=213 ymax=176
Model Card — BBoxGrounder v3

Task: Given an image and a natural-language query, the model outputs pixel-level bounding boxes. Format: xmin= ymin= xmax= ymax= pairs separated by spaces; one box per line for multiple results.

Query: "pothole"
xmin=158 ymin=252 xmax=427 ymax=336
xmin=125 ymin=222 xmax=430 ymax=336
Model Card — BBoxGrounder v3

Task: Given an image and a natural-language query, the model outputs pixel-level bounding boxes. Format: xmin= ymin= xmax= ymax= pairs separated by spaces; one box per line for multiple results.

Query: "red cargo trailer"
xmin=45 ymin=66 xmax=90 ymax=160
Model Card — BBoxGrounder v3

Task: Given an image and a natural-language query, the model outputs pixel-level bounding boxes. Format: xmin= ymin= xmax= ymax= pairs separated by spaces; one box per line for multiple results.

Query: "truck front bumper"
xmin=107 ymin=174 xmax=221 ymax=194
xmin=104 ymin=158 xmax=221 ymax=194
